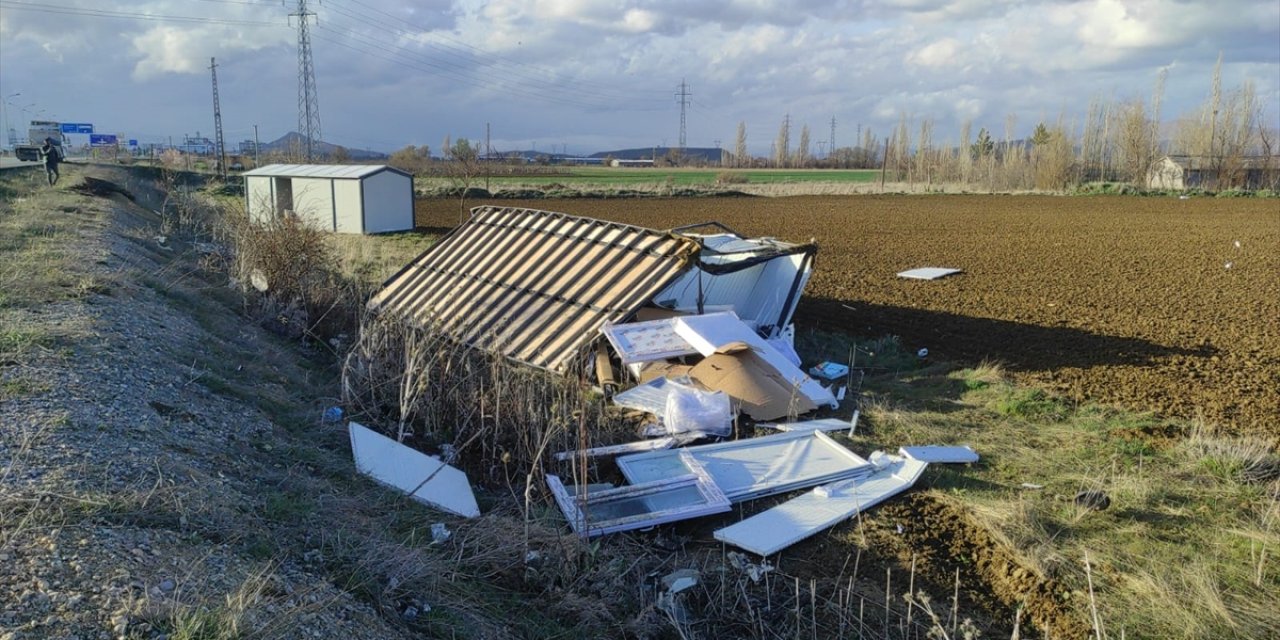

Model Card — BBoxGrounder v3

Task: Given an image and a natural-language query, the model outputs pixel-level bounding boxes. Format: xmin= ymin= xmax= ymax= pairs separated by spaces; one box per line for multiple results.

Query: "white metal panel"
xmin=617 ymin=430 xmax=869 ymax=502
xmin=713 ymin=456 xmax=928 ymax=555
xmin=674 ymin=312 xmax=837 ymax=409
xmin=347 ymin=422 xmax=479 ymax=518
xmin=290 ymin=177 xmax=336 ymax=230
xmin=360 ymin=169 xmax=414 ymax=233
xmin=756 ymin=418 xmax=855 ymax=433
xmin=899 ymin=445 xmax=979 ymax=463
xmin=333 ymin=179 xmax=363 ymax=233
xmin=245 ymin=176 xmax=274 ymax=223
xmin=243 ymin=163 xmax=406 ymax=179
xmin=654 ymin=238 xmax=810 ymax=335
xmin=897 ymin=267 xmax=962 ymax=280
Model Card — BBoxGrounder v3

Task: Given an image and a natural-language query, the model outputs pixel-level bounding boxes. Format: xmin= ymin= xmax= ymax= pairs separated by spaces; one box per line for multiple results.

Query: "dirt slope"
xmin=1 ymin=166 xmax=415 ymax=639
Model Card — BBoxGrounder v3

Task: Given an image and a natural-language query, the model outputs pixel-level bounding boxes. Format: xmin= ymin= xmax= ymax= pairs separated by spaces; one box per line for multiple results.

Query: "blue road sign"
xmin=89 ymin=134 xmax=118 ymax=147
xmin=61 ymin=123 xmax=94 ymax=134
xmin=76 ymin=124 xmax=94 ymax=134
xmin=128 ymin=139 xmax=138 ymax=147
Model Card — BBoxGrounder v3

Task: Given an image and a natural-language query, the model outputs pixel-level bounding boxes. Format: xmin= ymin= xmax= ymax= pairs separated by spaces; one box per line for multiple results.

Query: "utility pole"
xmin=290 ymin=0 xmax=322 ymax=162
xmin=675 ymin=79 xmax=691 ymax=151
xmin=253 ymin=124 xmax=260 ymax=167
xmin=209 ymin=57 xmax=227 ymax=179
xmin=713 ymin=138 xmax=721 ymax=166
xmin=485 ymin=122 xmax=491 ymax=159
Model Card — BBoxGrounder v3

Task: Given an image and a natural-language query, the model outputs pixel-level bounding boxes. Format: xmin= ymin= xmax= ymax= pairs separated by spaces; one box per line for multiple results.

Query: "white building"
xmin=242 ymin=164 xmax=414 ymax=234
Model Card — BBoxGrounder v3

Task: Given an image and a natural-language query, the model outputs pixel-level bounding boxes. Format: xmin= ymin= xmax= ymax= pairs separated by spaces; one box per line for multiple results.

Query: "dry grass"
xmin=867 ymin=362 xmax=1280 ymax=638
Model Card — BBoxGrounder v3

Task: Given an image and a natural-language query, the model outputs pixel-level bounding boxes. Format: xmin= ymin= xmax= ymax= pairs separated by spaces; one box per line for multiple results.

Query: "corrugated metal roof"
xmin=370 ymin=206 xmax=700 ymax=372
xmin=242 ymin=164 xmax=407 ymax=179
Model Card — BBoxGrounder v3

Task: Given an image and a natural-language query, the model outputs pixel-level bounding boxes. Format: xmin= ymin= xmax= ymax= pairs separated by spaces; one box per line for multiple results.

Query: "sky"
xmin=1 ymin=0 xmax=1277 ymax=156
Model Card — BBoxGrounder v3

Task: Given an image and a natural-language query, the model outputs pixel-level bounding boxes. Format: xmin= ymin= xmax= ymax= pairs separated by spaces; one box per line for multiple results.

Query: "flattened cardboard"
xmin=637 ymin=361 xmax=694 ymax=383
xmin=690 ymin=348 xmax=818 ymax=421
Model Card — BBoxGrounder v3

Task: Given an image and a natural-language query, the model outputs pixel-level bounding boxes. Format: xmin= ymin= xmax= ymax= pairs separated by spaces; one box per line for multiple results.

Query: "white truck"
xmin=15 ymin=120 xmax=65 ymax=162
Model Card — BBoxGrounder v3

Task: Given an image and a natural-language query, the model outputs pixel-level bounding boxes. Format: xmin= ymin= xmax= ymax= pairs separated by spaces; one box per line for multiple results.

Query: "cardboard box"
xmin=689 ymin=343 xmax=818 ymax=421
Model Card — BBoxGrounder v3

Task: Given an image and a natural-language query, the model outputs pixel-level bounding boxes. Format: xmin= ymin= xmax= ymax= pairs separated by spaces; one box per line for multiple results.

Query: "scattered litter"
xmin=664 ymin=379 xmax=733 ymax=437
xmin=836 ymin=386 xmax=847 ymax=401
xmin=611 ymin=376 xmax=682 ymax=418
xmin=430 ymin=522 xmax=452 ymax=544
xmin=553 ymin=437 xmax=678 ymax=462
xmin=661 ymin=569 xmax=699 ymax=594
xmin=1020 ymin=483 xmax=1045 ymax=490
xmin=809 ymin=361 xmax=850 ymax=381
xmin=898 ymin=445 xmax=979 ymax=464
xmin=322 ymin=406 xmax=344 ymax=423
xmin=897 ymin=267 xmax=962 ymax=280
xmin=727 ymin=551 xmax=774 ymax=582
xmin=1179 ymin=194 xmax=1190 ymax=200
xmin=618 ymin=430 xmax=870 ymax=503
xmin=917 ymin=348 xmax=929 ymax=359
xmin=714 ymin=454 xmax=928 ymax=555
xmin=1074 ymin=490 xmax=1111 ymax=511
xmin=348 ymin=422 xmax=480 ymax=518
xmin=1225 ymin=261 xmax=1233 ymax=270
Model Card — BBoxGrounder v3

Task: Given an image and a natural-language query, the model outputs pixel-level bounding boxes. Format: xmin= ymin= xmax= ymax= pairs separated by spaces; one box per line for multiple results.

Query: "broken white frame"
xmin=600 ymin=317 xmax=698 ymax=364
xmin=547 ymin=452 xmax=730 ymax=537
xmin=617 ymin=430 xmax=870 ymax=503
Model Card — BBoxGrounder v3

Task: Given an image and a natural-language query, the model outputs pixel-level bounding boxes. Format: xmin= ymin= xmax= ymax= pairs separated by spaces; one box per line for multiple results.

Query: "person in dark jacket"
xmin=40 ymin=137 xmax=61 ymax=185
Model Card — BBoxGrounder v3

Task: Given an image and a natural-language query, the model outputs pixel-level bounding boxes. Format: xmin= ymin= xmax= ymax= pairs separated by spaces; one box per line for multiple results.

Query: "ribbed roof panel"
xmin=370 ymin=206 xmax=700 ymax=372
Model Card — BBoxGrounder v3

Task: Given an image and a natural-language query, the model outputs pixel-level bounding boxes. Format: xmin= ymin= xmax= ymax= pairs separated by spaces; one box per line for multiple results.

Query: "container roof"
xmin=241 ymin=164 xmax=407 ymax=179
xmin=369 ymin=206 xmax=701 ymax=372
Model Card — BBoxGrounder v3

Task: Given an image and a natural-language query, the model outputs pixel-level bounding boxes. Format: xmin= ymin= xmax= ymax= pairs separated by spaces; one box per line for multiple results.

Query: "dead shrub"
xmin=222 ymin=209 xmax=360 ymax=343
xmin=341 ymin=312 xmax=635 ymax=487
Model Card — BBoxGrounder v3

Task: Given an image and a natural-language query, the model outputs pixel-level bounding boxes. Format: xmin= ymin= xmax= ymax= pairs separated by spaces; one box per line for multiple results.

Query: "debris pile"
xmin=350 ymin=206 xmax=981 ymax=555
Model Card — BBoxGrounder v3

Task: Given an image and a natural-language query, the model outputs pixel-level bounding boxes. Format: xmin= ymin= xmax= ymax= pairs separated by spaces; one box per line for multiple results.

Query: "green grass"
xmin=425 ymin=166 xmax=880 ymax=187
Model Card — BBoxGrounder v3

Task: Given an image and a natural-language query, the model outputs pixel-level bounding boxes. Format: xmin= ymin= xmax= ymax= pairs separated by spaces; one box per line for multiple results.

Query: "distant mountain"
xmin=261 ymin=132 xmax=388 ymax=160
xmin=590 ymin=146 xmax=727 ymax=163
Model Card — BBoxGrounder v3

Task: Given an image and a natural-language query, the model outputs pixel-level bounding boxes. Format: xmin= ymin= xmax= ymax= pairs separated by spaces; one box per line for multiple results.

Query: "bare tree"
xmin=734 ymin=121 xmax=747 ymax=168
xmin=796 ymin=124 xmax=811 ymax=167
xmin=773 ymin=116 xmax=790 ymax=168
xmin=915 ymin=118 xmax=933 ymax=187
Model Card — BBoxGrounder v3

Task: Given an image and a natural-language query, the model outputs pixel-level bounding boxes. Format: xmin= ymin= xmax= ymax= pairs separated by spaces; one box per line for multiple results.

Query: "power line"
xmin=0 ymin=0 xmax=282 ymax=26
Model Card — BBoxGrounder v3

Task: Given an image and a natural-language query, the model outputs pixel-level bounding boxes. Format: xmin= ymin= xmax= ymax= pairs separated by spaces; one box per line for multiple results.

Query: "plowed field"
xmin=417 ymin=195 xmax=1280 ymax=436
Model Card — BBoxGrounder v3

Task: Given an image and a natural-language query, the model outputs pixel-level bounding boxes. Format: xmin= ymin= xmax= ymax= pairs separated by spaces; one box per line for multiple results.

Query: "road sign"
xmin=128 ymin=139 xmax=138 ymax=147
xmin=90 ymin=134 xmax=118 ymax=147
xmin=61 ymin=123 xmax=94 ymax=134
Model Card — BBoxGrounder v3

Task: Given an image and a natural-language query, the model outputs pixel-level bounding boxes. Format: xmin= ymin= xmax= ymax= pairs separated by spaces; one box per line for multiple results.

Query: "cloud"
xmin=0 ymin=0 xmax=1274 ymax=154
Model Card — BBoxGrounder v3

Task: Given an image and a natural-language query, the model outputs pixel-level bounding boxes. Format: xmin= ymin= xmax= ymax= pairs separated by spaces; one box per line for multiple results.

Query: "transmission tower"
xmin=675 ymin=79 xmax=691 ymax=150
xmin=829 ymin=117 xmax=836 ymax=159
xmin=290 ymin=0 xmax=322 ymax=162
xmin=209 ymin=57 xmax=227 ymax=179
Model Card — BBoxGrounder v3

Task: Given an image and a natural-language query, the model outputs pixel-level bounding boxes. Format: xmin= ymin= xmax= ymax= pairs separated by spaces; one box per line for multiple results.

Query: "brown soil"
xmin=420 ymin=195 xmax=1280 ymax=437
xmin=867 ymin=493 xmax=1094 ymax=639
